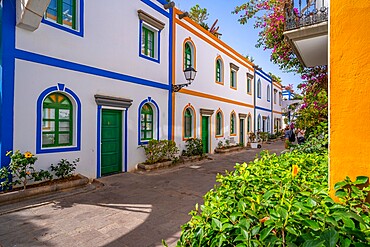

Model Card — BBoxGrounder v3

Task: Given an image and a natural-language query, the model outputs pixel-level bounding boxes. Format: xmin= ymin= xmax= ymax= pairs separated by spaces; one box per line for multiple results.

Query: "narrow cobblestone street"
xmin=0 ymin=141 xmax=285 ymax=247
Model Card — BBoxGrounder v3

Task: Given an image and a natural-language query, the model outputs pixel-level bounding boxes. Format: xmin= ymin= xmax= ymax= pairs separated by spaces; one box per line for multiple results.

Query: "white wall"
xmin=13 ymin=59 xmax=169 ymax=177
xmin=174 ymin=94 xmax=253 ymax=153
xmin=16 ymin=0 xmax=170 ymax=85
xmin=174 ymin=16 xmax=255 ymax=152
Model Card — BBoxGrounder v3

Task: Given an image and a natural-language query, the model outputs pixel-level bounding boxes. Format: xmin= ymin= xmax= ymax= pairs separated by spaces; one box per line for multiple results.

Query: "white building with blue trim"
xmin=0 ymin=0 xmax=283 ymax=179
xmin=254 ymin=69 xmax=273 ymax=133
xmin=0 ymin=0 xmax=172 ymax=177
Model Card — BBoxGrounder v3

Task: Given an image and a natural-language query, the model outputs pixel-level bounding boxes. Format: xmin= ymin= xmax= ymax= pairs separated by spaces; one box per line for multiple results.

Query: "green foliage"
xmin=140 ymin=140 xmax=179 ymax=164
xmin=182 ymin=138 xmax=204 ymax=157
xmin=225 ymin=139 xmax=230 ymax=148
xmin=189 ymin=4 xmax=209 ymax=28
xmin=293 ymin=121 xmax=328 ymax=154
xmin=259 ymin=132 xmax=268 ymax=142
xmin=248 ymin=132 xmax=256 ymax=142
xmin=32 ymin=169 xmax=53 ymax=182
xmin=177 ymin=150 xmax=370 ymax=246
xmin=268 ymin=133 xmax=276 ymax=140
xmin=2 ymin=150 xmax=38 ymax=190
xmin=51 ymin=158 xmax=79 ymax=179
xmin=295 ymin=90 xmax=328 ymax=132
xmin=217 ymin=140 xmax=224 ymax=149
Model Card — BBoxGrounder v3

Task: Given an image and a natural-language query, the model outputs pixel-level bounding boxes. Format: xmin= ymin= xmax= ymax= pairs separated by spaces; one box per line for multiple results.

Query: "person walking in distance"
xmin=297 ymin=128 xmax=305 ymax=144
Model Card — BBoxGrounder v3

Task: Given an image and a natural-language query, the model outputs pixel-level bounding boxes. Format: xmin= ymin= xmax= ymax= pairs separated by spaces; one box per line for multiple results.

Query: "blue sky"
xmin=174 ymin=0 xmax=302 ymax=91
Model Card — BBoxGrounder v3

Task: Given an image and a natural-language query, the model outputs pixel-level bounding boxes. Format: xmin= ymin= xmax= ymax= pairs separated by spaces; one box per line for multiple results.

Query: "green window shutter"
xmin=184 ymin=108 xmax=192 ymax=138
xmin=216 ymin=60 xmax=221 ymax=82
xmin=46 ymin=0 xmax=77 ymax=30
xmin=185 ymin=43 xmax=192 ymax=68
xmin=142 ymin=27 xmax=155 ymax=58
xmin=231 ymin=71 xmax=236 ymax=88
xmin=247 ymin=78 xmax=251 ymax=93
xmin=247 ymin=116 xmax=251 ymax=132
xmin=140 ymin=104 xmax=154 ymax=141
xmin=42 ymin=93 xmax=73 ymax=147
xmin=216 ymin=112 xmax=222 ymax=136
xmin=231 ymin=114 xmax=235 ymax=134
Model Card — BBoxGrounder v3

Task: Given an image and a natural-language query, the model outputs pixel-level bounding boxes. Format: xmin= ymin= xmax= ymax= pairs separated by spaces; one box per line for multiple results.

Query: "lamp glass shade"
xmin=184 ymin=67 xmax=197 ymax=81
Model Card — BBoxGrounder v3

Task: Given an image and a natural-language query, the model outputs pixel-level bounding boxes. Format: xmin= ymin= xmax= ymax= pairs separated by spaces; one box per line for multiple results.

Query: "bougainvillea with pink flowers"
xmin=234 ymin=0 xmax=328 ymax=132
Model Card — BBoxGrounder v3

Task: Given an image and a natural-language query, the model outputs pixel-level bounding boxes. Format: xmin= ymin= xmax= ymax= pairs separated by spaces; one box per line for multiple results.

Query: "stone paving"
xmin=0 ymin=141 xmax=285 ymax=247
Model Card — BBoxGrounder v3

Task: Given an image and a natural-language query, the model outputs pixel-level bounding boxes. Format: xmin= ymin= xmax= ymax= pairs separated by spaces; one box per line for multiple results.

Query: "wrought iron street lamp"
xmin=172 ymin=67 xmax=197 ymax=92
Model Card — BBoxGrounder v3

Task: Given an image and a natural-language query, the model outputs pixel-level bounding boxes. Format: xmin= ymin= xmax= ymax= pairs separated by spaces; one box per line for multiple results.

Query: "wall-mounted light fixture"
xmin=172 ymin=67 xmax=197 ymax=92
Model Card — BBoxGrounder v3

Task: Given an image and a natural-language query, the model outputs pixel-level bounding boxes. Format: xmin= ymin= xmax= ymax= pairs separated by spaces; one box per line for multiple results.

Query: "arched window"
xmin=184 ymin=42 xmax=193 ymax=69
xmin=257 ymin=79 xmax=262 ymax=98
xmin=247 ymin=115 xmax=252 ymax=132
xmin=42 ymin=92 xmax=73 ymax=147
xmin=230 ymin=112 xmax=236 ymax=135
xmin=279 ymin=92 xmax=282 ymax=105
xmin=267 ymin=85 xmax=271 ymax=101
xmin=267 ymin=116 xmax=270 ymax=132
xmin=140 ymin=103 xmax=153 ymax=141
xmin=216 ymin=59 xmax=223 ymax=83
xmin=216 ymin=111 xmax=223 ymax=136
xmin=184 ymin=108 xmax=193 ymax=138
xmin=257 ymin=115 xmax=261 ymax=131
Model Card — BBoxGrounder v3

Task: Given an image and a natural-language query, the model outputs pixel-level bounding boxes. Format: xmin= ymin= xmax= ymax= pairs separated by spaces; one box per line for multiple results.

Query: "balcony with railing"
xmin=285 ymin=0 xmax=328 ymax=30
xmin=283 ymin=0 xmax=329 ymax=67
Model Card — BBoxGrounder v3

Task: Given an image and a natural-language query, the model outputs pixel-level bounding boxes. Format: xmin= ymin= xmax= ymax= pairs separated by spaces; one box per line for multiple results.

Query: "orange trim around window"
xmin=174 ymin=8 xmax=254 ymax=71
xmin=182 ymin=104 xmax=197 ymax=141
xmin=215 ymin=108 xmax=224 ymax=138
xmin=182 ymin=37 xmax=197 ymax=72
xmin=215 ymin=55 xmax=224 ymax=85
xmin=230 ymin=110 xmax=237 ymax=136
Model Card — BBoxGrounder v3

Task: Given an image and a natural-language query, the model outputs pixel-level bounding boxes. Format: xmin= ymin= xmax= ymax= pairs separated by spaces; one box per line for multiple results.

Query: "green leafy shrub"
xmin=225 ymin=139 xmax=230 ymax=148
xmin=293 ymin=121 xmax=328 ymax=154
xmin=182 ymin=138 xmax=204 ymax=157
xmin=0 ymin=151 xmax=39 ymax=190
xmin=140 ymin=140 xmax=179 ymax=164
xmin=51 ymin=158 xmax=79 ymax=179
xmin=177 ymin=151 xmax=370 ymax=246
xmin=268 ymin=133 xmax=276 ymax=140
xmin=32 ymin=169 xmax=53 ymax=182
xmin=259 ymin=132 xmax=269 ymax=142
xmin=217 ymin=140 xmax=224 ymax=149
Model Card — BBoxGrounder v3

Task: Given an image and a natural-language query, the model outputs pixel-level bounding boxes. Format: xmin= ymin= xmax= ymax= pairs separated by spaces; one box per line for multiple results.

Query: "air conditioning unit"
xmin=16 ymin=0 xmax=51 ymax=31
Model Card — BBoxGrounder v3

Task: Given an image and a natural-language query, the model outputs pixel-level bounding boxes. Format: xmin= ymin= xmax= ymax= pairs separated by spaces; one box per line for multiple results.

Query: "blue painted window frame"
xmin=139 ymin=20 xmax=161 ymax=63
xmin=267 ymin=84 xmax=271 ymax=102
xmin=36 ymin=83 xmax=81 ymax=154
xmin=42 ymin=0 xmax=84 ymax=37
xmin=257 ymin=79 xmax=262 ymax=98
xmin=138 ymin=97 xmax=160 ymax=145
xmin=257 ymin=114 xmax=261 ymax=131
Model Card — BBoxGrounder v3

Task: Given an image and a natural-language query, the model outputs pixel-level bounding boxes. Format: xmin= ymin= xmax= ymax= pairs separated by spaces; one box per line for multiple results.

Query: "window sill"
xmin=42 ymin=19 xmax=84 ymax=37
xmin=37 ymin=145 xmax=80 ymax=154
xmin=139 ymin=53 xmax=160 ymax=63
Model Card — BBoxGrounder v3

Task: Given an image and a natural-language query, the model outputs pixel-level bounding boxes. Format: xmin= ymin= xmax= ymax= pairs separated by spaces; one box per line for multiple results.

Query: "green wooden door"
xmin=202 ymin=116 xmax=209 ymax=153
xmin=240 ymin=119 xmax=244 ymax=145
xmin=101 ymin=109 xmax=122 ymax=175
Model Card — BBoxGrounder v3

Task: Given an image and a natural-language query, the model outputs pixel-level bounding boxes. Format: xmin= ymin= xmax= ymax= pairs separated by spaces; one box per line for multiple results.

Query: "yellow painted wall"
xmin=330 ymin=0 xmax=370 ymax=197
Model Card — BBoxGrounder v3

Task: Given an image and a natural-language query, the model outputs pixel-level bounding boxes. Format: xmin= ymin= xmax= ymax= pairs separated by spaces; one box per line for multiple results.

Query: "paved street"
xmin=0 ymin=141 xmax=285 ymax=247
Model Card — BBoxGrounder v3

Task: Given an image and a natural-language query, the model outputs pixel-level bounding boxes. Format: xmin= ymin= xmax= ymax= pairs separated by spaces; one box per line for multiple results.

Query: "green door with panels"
xmin=240 ymin=119 xmax=244 ymax=145
xmin=202 ymin=116 xmax=209 ymax=153
xmin=101 ymin=109 xmax=122 ymax=175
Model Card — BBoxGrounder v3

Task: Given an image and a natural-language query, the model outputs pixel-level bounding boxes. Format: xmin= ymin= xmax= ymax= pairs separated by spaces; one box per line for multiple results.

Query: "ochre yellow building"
xmin=330 ymin=0 xmax=370 ymax=196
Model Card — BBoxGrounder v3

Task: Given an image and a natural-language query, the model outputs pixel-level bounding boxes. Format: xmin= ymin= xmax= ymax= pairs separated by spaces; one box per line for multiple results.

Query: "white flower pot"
xmin=250 ymin=142 xmax=261 ymax=149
